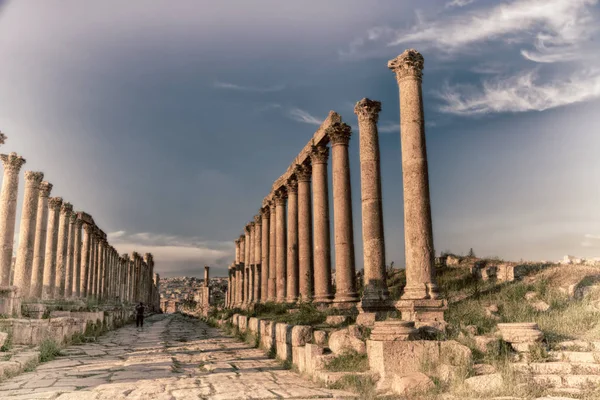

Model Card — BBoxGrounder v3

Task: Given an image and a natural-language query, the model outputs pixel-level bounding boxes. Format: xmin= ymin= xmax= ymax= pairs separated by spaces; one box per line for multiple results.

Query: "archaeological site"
xmin=1 ymin=1 xmax=600 ymax=399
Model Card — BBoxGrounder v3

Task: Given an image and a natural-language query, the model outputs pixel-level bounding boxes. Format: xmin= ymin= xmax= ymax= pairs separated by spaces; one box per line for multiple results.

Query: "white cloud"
xmin=438 ymin=69 xmax=600 ymax=115
xmin=213 ymin=81 xmax=285 ymax=93
xmin=445 ymin=0 xmax=477 ymax=8
xmin=288 ymin=108 xmax=324 ymax=125
xmin=378 ymin=121 xmax=401 ymax=133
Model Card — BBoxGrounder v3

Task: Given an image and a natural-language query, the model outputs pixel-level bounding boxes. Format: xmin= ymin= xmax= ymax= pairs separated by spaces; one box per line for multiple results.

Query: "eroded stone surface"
xmin=0 ymin=314 xmax=355 ymax=399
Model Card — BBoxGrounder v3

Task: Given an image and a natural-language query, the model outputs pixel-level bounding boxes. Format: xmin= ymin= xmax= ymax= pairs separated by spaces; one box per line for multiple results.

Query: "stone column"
xmin=260 ymin=207 xmax=269 ymax=302
xmin=234 ymin=239 xmax=240 ymax=264
xmin=296 ymin=163 xmax=313 ymax=302
xmin=31 ymin=182 xmax=52 ymax=299
xmin=0 ymin=153 xmax=26 ymax=286
xmin=248 ymin=222 xmax=255 ymax=304
xmin=97 ymin=239 xmax=105 ymax=300
xmin=55 ymin=202 xmax=72 ymax=298
xmin=73 ymin=218 xmax=82 ymax=298
xmin=327 ymin=122 xmax=359 ymax=305
xmin=268 ymin=200 xmax=277 ymax=301
xmin=146 ymin=254 xmax=154 ymax=305
xmin=389 ymin=49 xmax=439 ymax=300
xmin=286 ymin=178 xmax=299 ymax=303
xmin=65 ymin=213 xmax=76 ymax=298
xmin=355 ymin=98 xmax=390 ymax=310
xmin=81 ymin=224 xmax=92 ymax=298
xmin=244 ymin=225 xmax=251 ymax=304
xmin=254 ymin=215 xmax=261 ymax=302
xmin=89 ymin=230 xmax=98 ymax=297
xmin=310 ymin=145 xmax=333 ymax=303
xmin=274 ymin=189 xmax=287 ymax=302
xmin=13 ymin=171 xmax=44 ymax=296
xmin=43 ymin=197 xmax=62 ymax=299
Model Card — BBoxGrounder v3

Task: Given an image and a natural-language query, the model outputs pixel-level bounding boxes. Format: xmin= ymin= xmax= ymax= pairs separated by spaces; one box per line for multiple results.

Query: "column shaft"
xmin=42 ymin=197 xmax=62 ymax=299
xmin=296 ymin=164 xmax=313 ymax=301
xmin=260 ymin=208 xmax=269 ymax=302
xmin=65 ymin=214 xmax=76 ymax=298
xmin=13 ymin=171 xmax=43 ymax=296
xmin=54 ymin=202 xmax=72 ymax=298
xmin=254 ymin=216 xmax=262 ymax=302
xmin=286 ymin=179 xmax=299 ymax=303
xmin=268 ymin=202 xmax=277 ymax=301
xmin=81 ymin=224 xmax=92 ymax=298
xmin=310 ymin=145 xmax=333 ymax=303
xmin=31 ymin=182 xmax=52 ymax=298
xmin=73 ymin=220 xmax=82 ymax=297
xmin=275 ymin=190 xmax=287 ymax=302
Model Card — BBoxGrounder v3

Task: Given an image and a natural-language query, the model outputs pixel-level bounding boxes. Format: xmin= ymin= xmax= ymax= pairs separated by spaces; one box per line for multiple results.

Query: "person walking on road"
xmin=135 ymin=302 xmax=145 ymax=328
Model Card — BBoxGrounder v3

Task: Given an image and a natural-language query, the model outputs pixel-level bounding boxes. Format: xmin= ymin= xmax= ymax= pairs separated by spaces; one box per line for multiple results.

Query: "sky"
xmin=1 ymin=0 xmax=599 ymax=278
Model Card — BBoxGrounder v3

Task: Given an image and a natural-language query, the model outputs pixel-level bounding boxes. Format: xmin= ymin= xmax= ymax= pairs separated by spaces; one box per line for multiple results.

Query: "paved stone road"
xmin=0 ymin=314 xmax=355 ymax=399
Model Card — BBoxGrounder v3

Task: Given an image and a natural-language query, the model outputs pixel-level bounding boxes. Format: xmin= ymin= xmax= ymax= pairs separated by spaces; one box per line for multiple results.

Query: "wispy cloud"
xmin=213 ymin=81 xmax=285 ymax=93
xmin=445 ymin=0 xmax=477 ymax=8
xmin=288 ymin=108 xmax=324 ymax=125
xmin=378 ymin=121 xmax=400 ymax=133
xmin=438 ymin=69 xmax=600 ymax=115
xmin=581 ymin=234 xmax=600 ymax=247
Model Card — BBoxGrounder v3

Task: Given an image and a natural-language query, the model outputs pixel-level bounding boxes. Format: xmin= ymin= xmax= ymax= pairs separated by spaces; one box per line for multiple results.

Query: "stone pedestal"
xmin=370 ymin=320 xmax=418 ymax=341
xmin=0 ymin=286 xmax=20 ymax=317
xmin=394 ymin=298 xmax=447 ymax=331
xmin=497 ymin=322 xmax=544 ymax=353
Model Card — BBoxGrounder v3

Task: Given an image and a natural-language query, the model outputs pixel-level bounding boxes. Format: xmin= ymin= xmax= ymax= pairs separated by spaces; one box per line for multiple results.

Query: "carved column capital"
xmin=261 ymin=206 xmax=270 ymax=219
xmin=310 ymin=144 xmax=329 ymax=164
xmin=354 ymin=98 xmax=382 ymax=123
xmin=24 ymin=171 xmax=44 ymax=186
xmin=254 ymin=214 xmax=261 ymax=224
xmin=69 ymin=213 xmax=77 ymax=224
xmin=48 ymin=197 xmax=63 ymax=210
xmin=326 ymin=122 xmax=352 ymax=146
xmin=39 ymin=181 xmax=53 ymax=197
xmin=286 ymin=177 xmax=298 ymax=194
xmin=388 ymin=48 xmax=424 ymax=82
xmin=274 ymin=189 xmax=288 ymax=205
xmin=0 ymin=152 xmax=26 ymax=173
xmin=83 ymin=222 xmax=93 ymax=234
xmin=60 ymin=202 xmax=73 ymax=216
xmin=295 ymin=163 xmax=312 ymax=182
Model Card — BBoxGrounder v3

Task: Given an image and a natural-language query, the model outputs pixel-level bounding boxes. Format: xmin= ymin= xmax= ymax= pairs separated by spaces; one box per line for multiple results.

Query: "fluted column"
xmin=43 ymin=197 xmax=62 ymax=299
xmin=81 ymin=224 xmax=92 ymax=298
xmin=253 ymin=216 xmax=261 ymax=302
xmin=389 ymin=49 xmax=439 ymax=300
xmin=31 ymin=182 xmax=52 ymax=299
xmin=0 ymin=153 xmax=26 ymax=286
xmin=268 ymin=201 xmax=277 ymax=301
xmin=235 ymin=239 xmax=240 ymax=264
xmin=355 ymin=98 xmax=390 ymax=309
xmin=260 ymin=207 xmax=269 ymax=302
xmin=14 ymin=171 xmax=44 ymax=296
xmin=97 ymin=239 xmax=105 ymax=300
xmin=310 ymin=145 xmax=333 ymax=303
xmin=73 ymin=218 xmax=83 ymax=298
xmin=275 ymin=189 xmax=287 ymax=302
xmin=286 ymin=178 xmax=299 ymax=303
xmin=65 ymin=213 xmax=76 ymax=298
xmin=89 ymin=229 xmax=98 ymax=297
xmin=327 ymin=122 xmax=359 ymax=304
xmin=237 ymin=263 xmax=244 ymax=306
xmin=296 ymin=163 xmax=313 ymax=302
xmin=55 ymin=202 xmax=72 ymax=299
xmin=248 ymin=222 xmax=255 ymax=304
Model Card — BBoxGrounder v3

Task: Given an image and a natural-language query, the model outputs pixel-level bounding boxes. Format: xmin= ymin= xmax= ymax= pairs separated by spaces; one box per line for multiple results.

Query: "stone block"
xmin=248 ymin=317 xmax=260 ymax=335
xmin=275 ymin=323 xmax=292 ymax=361
xmin=313 ymin=330 xmax=328 ymax=346
xmin=367 ymin=340 xmax=471 ymax=390
xmin=0 ymin=286 xmax=20 ymax=317
xmin=291 ymin=325 xmax=312 ymax=347
xmin=392 ymin=372 xmax=434 ymax=396
xmin=50 ymin=311 xmax=71 ymax=318
xmin=0 ymin=360 xmax=21 ymax=377
xmin=355 ymin=312 xmax=377 ymax=327
xmin=0 ymin=331 xmax=7 ymax=348
xmin=474 ymin=335 xmax=499 ymax=353
xmin=304 ymin=343 xmax=326 ymax=374
xmin=464 ymin=373 xmax=503 ymax=393
xmin=22 ymin=303 xmax=47 ymax=319
xmin=259 ymin=320 xmax=276 ymax=350
xmin=328 ymin=327 xmax=366 ymax=355
xmin=394 ymin=299 xmax=447 ymax=331
xmin=325 ymin=315 xmax=349 ymax=325
xmin=369 ymin=320 xmax=418 ymax=341
xmin=292 ymin=345 xmax=306 ymax=372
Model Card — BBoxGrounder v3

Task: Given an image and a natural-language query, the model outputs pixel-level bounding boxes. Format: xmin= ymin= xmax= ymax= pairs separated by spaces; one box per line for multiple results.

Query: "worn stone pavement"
xmin=0 ymin=314 xmax=355 ymax=399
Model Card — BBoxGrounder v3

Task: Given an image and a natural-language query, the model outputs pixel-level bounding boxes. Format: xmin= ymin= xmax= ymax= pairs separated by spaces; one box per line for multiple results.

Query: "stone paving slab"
xmin=0 ymin=314 xmax=356 ymax=399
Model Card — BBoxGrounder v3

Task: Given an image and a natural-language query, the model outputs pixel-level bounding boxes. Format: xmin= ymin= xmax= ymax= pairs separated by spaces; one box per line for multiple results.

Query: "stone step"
xmin=532 ymin=374 xmax=600 ymax=388
xmin=548 ymin=351 xmax=599 ymax=363
xmin=513 ymin=361 xmax=600 ymax=375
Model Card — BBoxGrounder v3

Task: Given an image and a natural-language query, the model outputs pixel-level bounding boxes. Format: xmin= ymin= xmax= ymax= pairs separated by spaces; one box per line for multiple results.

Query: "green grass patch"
xmin=325 ymin=351 xmax=369 ymax=372
xmin=39 ymin=339 xmax=63 ymax=363
xmin=329 ymin=375 xmax=378 ymax=400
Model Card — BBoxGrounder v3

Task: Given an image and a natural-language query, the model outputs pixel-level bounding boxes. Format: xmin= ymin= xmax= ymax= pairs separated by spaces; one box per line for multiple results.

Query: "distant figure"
xmin=136 ymin=302 xmax=145 ymax=328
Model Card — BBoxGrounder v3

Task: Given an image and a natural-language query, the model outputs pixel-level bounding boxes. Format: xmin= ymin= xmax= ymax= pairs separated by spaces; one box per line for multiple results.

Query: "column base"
xmin=313 ymin=293 xmax=333 ymax=303
xmin=394 ymin=298 xmax=447 ymax=332
xmin=360 ymin=282 xmax=392 ymax=312
xmin=333 ymin=291 xmax=360 ymax=304
xmin=0 ymin=286 xmax=21 ymax=317
xmin=401 ymin=282 xmax=441 ymax=300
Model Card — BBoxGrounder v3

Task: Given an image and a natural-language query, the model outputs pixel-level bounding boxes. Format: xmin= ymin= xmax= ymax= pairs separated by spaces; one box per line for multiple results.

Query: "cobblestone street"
xmin=0 ymin=315 xmax=355 ymax=399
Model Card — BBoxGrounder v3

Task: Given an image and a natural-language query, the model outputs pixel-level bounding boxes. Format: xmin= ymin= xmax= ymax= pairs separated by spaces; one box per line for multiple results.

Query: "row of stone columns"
xmin=226 ymin=49 xmax=442 ymax=320
xmin=0 ymin=136 xmax=160 ymax=314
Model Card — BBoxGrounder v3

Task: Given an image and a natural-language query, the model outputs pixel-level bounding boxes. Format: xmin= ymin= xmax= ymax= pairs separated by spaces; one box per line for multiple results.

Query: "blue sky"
xmin=1 ymin=0 xmax=599 ymax=277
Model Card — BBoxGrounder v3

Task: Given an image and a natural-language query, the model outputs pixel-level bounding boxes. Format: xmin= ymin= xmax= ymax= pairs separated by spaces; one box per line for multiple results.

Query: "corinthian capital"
xmin=0 ymin=152 xmax=26 ymax=173
xmin=388 ymin=49 xmax=424 ymax=81
xmin=48 ymin=197 xmax=63 ymax=210
xmin=24 ymin=171 xmax=44 ymax=186
xmin=295 ymin=163 xmax=312 ymax=182
xmin=354 ymin=98 xmax=382 ymax=123
xmin=310 ymin=144 xmax=329 ymax=164
xmin=60 ymin=202 xmax=73 ymax=216
xmin=286 ymin=177 xmax=298 ymax=194
xmin=326 ymin=122 xmax=352 ymax=146
xmin=39 ymin=181 xmax=53 ymax=197
xmin=274 ymin=189 xmax=288 ymax=205
xmin=254 ymin=214 xmax=261 ymax=224
xmin=260 ymin=206 xmax=270 ymax=219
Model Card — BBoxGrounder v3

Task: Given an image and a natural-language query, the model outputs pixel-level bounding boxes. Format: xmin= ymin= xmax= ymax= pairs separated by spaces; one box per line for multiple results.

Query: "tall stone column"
xmin=327 ymin=122 xmax=359 ymax=305
xmin=13 ymin=171 xmax=44 ymax=296
xmin=253 ymin=215 xmax=261 ymax=302
xmin=0 ymin=153 xmax=26 ymax=286
xmin=296 ymin=163 xmax=313 ymax=302
xmin=43 ymin=197 xmax=62 ymax=299
xmin=260 ymin=208 xmax=269 ymax=302
xmin=268 ymin=200 xmax=277 ymax=301
xmin=65 ymin=213 xmax=76 ymax=298
xmin=81 ymin=224 xmax=92 ymax=298
xmin=389 ymin=49 xmax=439 ymax=300
xmin=31 ymin=182 xmax=52 ymax=299
xmin=73 ymin=218 xmax=82 ymax=298
xmin=244 ymin=225 xmax=251 ymax=304
xmin=274 ymin=189 xmax=287 ymax=302
xmin=355 ymin=98 xmax=390 ymax=310
xmin=234 ymin=238 xmax=240 ymax=264
xmin=97 ymin=239 xmax=105 ymax=300
xmin=248 ymin=222 xmax=255 ymax=304
xmin=204 ymin=265 xmax=209 ymax=287
xmin=310 ymin=145 xmax=333 ymax=303
xmin=89 ymin=230 xmax=98 ymax=297
xmin=237 ymin=263 xmax=244 ymax=307
xmin=146 ymin=254 xmax=154 ymax=305
xmin=286 ymin=178 xmax=299 ymax=303
xmin=55 ymin=202 xmax=72 ymax=299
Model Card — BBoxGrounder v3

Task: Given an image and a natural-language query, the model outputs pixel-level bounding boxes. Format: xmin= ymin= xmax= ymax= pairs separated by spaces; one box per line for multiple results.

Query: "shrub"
xmin=325 ymin=351 xmax=369 ymax=372
xmin=39 ymin=339 xmax=63 ymax=363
